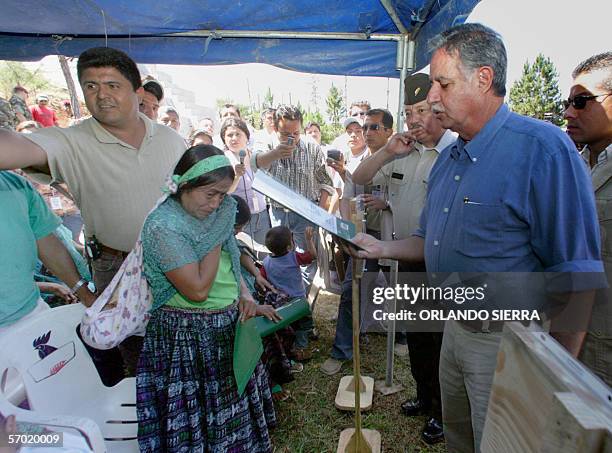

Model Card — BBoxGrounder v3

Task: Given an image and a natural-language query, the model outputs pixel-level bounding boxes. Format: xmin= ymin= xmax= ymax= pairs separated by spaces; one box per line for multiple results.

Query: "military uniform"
xmin=0 ymin=97 xmax=17 ymax=130
xmin=10 ymin=94 xmax=32 ymax=122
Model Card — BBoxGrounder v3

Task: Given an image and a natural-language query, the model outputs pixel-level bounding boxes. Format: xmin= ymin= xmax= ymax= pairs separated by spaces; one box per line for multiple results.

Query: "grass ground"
xmin=270 ymin=291 xmax=447 ymax=453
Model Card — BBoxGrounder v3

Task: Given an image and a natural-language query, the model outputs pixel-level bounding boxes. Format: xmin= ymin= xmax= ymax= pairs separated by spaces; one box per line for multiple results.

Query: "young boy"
xmin=261 ymin=226 xmax=316 ymax=299
xmin=262 ymin=226 xmax=317 ymax=361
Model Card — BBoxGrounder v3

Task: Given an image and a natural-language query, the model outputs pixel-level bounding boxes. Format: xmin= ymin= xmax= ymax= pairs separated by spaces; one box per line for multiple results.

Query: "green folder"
xmin=255 ymin=298 xmax=311 ymax=337
xmin=233 ymin=298 xmax=311 ymax=395
xmin=233 ymin=318 xmax=264 ymax=396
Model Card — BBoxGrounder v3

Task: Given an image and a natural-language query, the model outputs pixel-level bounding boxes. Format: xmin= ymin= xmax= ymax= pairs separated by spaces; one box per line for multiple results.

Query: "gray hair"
xmin=430 ymin=23 xmax=507 ymax=96
xmin=572 ymin=52 xmax=612 ymax=92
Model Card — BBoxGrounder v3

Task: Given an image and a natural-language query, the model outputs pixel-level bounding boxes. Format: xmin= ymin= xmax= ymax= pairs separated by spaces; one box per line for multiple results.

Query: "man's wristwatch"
xmin=70 ymin=278 xmax=88 ymax=295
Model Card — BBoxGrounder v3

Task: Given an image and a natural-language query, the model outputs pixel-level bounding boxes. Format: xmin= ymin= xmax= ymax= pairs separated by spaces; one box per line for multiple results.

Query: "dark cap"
xmin=404 ymin=73 xmax=431 ymax=105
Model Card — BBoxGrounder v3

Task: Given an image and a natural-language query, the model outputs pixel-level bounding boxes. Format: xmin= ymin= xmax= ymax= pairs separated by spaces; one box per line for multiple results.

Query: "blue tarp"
xmin=0 ymin=0 xmax=479 ymax=77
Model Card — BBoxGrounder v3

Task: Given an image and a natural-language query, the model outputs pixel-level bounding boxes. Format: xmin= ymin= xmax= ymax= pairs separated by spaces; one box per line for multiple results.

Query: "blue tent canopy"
xmin=0 ymin=0 xmax=480 ymax=78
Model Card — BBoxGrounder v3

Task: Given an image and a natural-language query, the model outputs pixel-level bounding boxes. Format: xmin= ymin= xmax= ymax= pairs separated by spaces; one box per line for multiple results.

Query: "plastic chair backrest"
xmin=0 ymin=304 xmax=104 ymax=414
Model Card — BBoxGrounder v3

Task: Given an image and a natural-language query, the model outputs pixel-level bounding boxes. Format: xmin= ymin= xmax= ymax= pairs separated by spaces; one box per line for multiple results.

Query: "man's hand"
xmin=381 ymin=132 xmax=417 ymax=159
xmin=348 ymin=233 xmax=385 ymax=259
xmin=327 ymin=158 xmax=346 ymax=181
xmin=37 ymin=282 xmax=78 ymax=304
xmin=361 ymin=193 xmax=387 ymax=211
xmin=274 ymin=142 xmax=295 ymax=159
xmin=256 ymin=304 xmax=283 ymax=322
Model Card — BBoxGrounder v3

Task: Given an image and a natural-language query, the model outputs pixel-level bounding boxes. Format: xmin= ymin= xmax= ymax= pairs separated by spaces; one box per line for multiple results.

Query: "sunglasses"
xmin=363 ymin=123 xmax=388 ymax=132
xmin=351 ymin=111 xmax=366 ymax=117
xmin=563 ymin=93 xmax=611 ymax=110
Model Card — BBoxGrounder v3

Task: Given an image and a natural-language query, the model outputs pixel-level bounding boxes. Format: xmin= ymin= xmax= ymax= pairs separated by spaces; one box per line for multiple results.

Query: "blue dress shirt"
xmin=415 ymin=104 xmax=605 ymax=292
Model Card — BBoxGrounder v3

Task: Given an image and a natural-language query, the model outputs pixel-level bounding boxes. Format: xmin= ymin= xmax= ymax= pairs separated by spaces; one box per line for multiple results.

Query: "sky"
xmin=19 ymin=0 xmax=612 ymax=124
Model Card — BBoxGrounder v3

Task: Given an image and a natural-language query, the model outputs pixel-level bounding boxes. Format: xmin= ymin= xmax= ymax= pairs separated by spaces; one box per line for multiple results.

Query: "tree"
xmin=326 ymin=84 xmax=345 ymax=125
xmin=303 ymin=109 xmax=342 ymax=145
xmin=263 ymin=87 xmax=274 ymax=108
xmin=0 ymin=61 xmax=52 ymax=98
xmin=509 ymin=54 xmax=564 ymax=126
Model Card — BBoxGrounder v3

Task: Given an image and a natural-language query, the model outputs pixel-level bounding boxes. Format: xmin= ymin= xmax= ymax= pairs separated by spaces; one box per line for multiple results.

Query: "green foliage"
xmin=325 ymin=84 xmax=345 ymax=125
xmin=0 ymin=61 xmax=52 ymax=98
xmin=509 ymin=54 xmax=564 ymax=126
xmin=215 ymin=97 xmax=258 ymax=128
xmin=303 ymin=109 xmax=342 ymax=145
xmin=263 ymin=87 xmax=274 ymax=108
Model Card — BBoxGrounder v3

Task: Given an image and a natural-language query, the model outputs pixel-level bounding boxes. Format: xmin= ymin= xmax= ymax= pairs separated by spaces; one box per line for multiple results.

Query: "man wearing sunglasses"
xmin=565 ymin=52 xmax=612 ymax=387
xmin=352 ymin=74 xmax=455 ymax=445
xmin=350 ymin=24 xmax=605 ymax=453
xmin=322 ymin=108 xmax=394 ymax=378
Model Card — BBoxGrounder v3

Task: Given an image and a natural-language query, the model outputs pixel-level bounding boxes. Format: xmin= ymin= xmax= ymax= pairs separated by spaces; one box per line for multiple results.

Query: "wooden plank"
xmin=540 ymin=392 xmax=609 ymax=453
xmin=481 ymin=322 xmax=612 ymax=453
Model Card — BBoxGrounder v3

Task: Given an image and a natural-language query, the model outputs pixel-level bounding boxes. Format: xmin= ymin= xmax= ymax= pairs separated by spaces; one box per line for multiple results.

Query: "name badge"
xmin=391 ymin=172 xmax=404 ymax=181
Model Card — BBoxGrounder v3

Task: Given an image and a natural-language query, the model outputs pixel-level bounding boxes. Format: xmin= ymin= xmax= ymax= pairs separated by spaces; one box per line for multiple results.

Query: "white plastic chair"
xmin=0 ymin=304 xmax=138 ymax=452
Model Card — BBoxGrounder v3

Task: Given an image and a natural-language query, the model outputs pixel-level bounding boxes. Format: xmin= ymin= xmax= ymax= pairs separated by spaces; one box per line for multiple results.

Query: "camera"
xmin=326 ymin=149 xmax=342 ymax=162
xmin=286 ymin=136 xmax=294 ymax=146
xmin=85 ymin=235 xmax=102 ymax=260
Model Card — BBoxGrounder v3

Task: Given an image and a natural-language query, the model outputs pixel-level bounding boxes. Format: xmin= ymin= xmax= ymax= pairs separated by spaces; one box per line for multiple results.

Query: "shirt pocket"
xmin=597 ymin=196 xmax=612 ymax=262
xmin=454 ymin=202 xmax=504 ymax=257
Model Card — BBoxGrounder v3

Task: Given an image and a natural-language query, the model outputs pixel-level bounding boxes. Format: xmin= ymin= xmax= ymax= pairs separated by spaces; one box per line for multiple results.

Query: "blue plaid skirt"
xmin=136 ymin=303 xmax=276 ymax=453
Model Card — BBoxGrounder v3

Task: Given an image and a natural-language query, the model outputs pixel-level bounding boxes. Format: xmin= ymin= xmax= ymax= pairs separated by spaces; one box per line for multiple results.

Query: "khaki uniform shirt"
xmin=373 ymin=129 xmax=456 ymax=240
xmin=24 ymin=113 xmax=186 ymax=251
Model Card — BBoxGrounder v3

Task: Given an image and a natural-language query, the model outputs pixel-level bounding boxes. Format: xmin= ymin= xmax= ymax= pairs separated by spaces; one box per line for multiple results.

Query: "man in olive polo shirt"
xmin=0 ymin=46 xmax=185 ymax=383
xmin=352 ymin=73 xmax=456 ymax=445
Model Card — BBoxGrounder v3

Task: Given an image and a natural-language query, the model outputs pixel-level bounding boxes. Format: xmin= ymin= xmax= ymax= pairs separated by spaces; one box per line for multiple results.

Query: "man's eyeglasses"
xmin=563 ymin=93 xmax=611 ymax=110
xmin=363 ymin=123 xmax=389 ymax=132
xmin=351 ymin=111 xmax=367 ymax=117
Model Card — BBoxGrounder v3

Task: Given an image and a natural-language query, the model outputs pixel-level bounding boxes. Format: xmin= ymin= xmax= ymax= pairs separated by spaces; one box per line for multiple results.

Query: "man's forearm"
xmin=549 ymin=290 xmax=595 ymax=357
xmin=384 ymin=236 xmax=425 ymax=262
xmin=252 ymin=149 xmax=278 ymax=170
xmin=352 ymin=148 xmax=393 ymax=184
xmin=0 ymin=129 xmax=49 ymax=171
xmin=36 ymin=233 xmax=96 ymax=306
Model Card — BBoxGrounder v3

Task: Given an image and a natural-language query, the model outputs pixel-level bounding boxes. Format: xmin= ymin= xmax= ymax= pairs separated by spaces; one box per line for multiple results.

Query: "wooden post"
xmin=337 ymin=197 xmax=380 ymax=453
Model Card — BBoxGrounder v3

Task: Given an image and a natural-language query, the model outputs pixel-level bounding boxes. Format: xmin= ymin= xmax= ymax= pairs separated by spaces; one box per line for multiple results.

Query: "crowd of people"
xmin=0 ymin=22 xmax=610 ymax=453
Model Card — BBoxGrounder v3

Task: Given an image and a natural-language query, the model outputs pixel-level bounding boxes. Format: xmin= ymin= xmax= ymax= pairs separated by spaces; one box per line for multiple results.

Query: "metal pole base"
xmin=337 ymin=428 xmax=381 ymax=453
xmin=374 ymin=379 xmax=404 ymax=396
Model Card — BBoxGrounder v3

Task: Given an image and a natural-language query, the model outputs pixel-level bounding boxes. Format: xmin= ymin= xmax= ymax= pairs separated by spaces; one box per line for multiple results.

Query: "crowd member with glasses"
xmin=353 ymin=77 xmax=456 ymax=444
xmin=321 ymin=108 xmax=395 ymax=377
xmin=350 ymin=24 xmax=605 ymax=453
xmin=252 ymin=104 xmax=334 ymax=358
xmin=564 ymin=52 xmax=612 ymax=387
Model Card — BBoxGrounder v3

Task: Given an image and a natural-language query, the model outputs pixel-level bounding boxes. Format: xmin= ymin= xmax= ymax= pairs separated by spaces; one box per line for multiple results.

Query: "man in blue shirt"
xmin=353 ymin=23 xmax=605 ymax=452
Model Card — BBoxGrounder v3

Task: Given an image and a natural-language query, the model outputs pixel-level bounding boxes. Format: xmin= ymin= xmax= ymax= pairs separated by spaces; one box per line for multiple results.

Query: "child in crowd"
xmin=262 ymin=226 xmax=316 ymax=361
xmin=261 ymin=226 xmax=316 ymax=300
xmin=232 ymin=196 xmax=300 ymax=401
